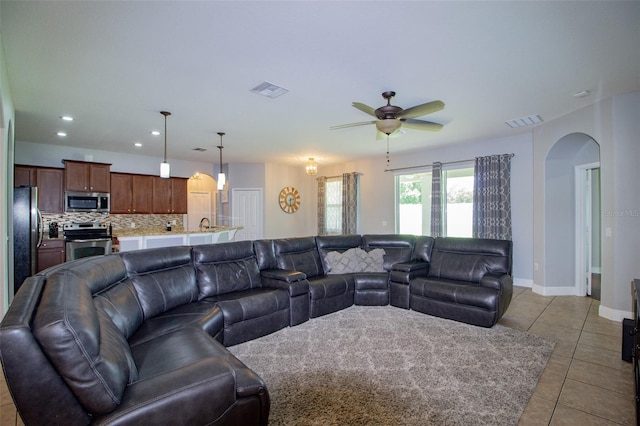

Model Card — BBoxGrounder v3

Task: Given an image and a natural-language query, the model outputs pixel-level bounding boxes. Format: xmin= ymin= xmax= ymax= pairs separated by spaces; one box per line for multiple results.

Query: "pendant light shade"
xmin=160 ymin=111 xmax=171 ymax=178
xmin=376 ymin=118 xmax=401 ymax=135
xmin=217 ymin=132 xmax=226 ymax=190
xmin=305 ymin=157 xmax=317 ymax=175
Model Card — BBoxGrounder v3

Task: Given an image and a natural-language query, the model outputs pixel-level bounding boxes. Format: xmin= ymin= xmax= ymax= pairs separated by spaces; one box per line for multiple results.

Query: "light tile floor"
xmin=0 ymin=286 xmax=635 ymax=425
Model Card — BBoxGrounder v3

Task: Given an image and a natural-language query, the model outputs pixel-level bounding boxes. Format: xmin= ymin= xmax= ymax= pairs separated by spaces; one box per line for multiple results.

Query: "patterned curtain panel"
xmin=472 ymin=154 xmax=513 ymax=240
xmin=317 ymin=176 xmax=327 ymax=235
xmin=430 ymin=162 xmax=443 ymax=237
xmin=341 ymin=172 xmax=359 ymax=234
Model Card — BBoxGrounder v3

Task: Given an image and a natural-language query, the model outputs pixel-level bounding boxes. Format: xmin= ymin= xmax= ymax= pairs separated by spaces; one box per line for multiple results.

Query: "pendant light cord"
xmin=160 ymin=111 xmax=171 ymax=163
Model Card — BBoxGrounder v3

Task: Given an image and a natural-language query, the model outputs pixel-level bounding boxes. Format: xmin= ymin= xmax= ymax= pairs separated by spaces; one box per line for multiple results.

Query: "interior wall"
xmin=533 ymin=91 xmax=640 ymax=320
xmin=14 ymin=140 xmax=215 ymax=178
xmin=543 ymin=134 xmax=599 ymax=290
xmin=320 ymin=132 xmax=534 ymax=286
xmin=0 ymin=31 xmax=16 ymax=317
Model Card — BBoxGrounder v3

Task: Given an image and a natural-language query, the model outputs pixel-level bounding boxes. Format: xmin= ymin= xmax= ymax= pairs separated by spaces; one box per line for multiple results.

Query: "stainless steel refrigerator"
xmin=13 ymin=186 xmax=42 ymax=295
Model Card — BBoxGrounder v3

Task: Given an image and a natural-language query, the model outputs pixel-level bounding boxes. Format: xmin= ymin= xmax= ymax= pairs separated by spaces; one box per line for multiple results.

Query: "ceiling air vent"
xmin=193 ymin=147 xmax=207 ymax=152
xmin=505 ymin=114 xmax=543 ymax=128
xmin=250 ymin=81 xmax=289 ymax=99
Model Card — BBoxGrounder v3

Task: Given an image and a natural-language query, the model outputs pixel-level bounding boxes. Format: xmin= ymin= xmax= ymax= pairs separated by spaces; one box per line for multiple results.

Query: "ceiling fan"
xmin=331 ymin=91 xmax=445 ymax=137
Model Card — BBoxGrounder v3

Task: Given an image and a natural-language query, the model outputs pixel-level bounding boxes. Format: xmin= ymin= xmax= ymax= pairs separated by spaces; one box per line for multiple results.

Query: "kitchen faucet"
xmin=199 ymin=217 xmax=210 ymax=232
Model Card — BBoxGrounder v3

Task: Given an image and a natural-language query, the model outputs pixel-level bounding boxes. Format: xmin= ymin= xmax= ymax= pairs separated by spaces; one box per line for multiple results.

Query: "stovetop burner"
xmin=63 ymin=222 xmax=111 ymax=241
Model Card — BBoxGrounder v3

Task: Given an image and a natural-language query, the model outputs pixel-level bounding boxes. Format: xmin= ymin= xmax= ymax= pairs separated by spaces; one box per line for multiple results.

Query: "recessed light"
xmin=134 ymin=142 xmax=142 ymax=147
xmin=150 ymin=130 xmax=161 ymax=136
xmin=56 ymin=131 xmax=67 ymax=137
xmin=60 ymin=115 xmax=74 ymax=121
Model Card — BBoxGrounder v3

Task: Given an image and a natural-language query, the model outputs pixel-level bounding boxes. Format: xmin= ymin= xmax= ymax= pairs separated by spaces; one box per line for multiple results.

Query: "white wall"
xmin=533 ymin=91 xmax=640 ymax=320
xmin=14 ymin=140 xmax=215 ymax=178
xmin=0 ymin=31 xmax=16 ymax=317
xmin=319 ymin=132 xmax=535 ymax=286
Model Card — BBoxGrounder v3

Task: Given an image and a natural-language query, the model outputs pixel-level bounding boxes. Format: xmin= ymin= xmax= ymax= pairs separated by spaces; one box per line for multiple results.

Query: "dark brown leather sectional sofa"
xmin=0 ymin=234 xmax=512 ymax=425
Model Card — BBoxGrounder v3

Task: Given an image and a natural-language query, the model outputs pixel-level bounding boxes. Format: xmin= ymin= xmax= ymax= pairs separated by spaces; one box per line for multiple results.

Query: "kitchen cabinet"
xmin=14 ymin=166 xmax=36 ymax=187
xmin=152 ymin=177 xmax=188 ymax=214
xmin=37 ymin=239 xmax=65 ymax=272
xmin=64 ymin=160 xmax=111 ymax=193
xmin=37 ymin=168 xmax=64 ymax=213
xmin=14 ymin=165 xmax=64 ymax=212
xmin=171 ymin=178 xmax=188 ymax=214
xmin=110 ymin=173 xmax=153 ymax=214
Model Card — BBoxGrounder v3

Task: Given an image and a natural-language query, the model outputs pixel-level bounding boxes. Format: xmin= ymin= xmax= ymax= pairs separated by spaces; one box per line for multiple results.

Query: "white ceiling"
xmin=1 ymin=1 xmax=638 ymax=167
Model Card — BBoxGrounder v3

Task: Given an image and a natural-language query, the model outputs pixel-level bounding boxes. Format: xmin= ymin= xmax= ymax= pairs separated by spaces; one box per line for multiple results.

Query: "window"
xmin=325 ymin=177 xmax=342 ymax=234
xmin=396 ymin=165 xmax=474 ymax=237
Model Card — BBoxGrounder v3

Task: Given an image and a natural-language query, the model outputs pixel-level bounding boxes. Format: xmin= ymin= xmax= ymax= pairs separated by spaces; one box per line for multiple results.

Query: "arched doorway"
xmin=544 ymin=133 xmax=600 ymax=298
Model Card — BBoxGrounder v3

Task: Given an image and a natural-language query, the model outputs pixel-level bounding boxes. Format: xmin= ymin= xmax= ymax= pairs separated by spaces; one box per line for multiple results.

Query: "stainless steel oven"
xmin=63 ymin=222 xmax=112 ymax=261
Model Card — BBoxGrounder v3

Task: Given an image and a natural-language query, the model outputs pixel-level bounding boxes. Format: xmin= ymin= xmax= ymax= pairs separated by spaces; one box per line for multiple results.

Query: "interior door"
xmin=187 ymin=191 xmax=212 ymax=231
xmin=231 ymin=188 xmax=263 ymax=241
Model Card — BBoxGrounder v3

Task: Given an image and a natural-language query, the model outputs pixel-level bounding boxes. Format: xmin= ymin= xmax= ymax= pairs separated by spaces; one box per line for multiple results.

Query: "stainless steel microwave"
xmin=64 ymin=192 xmax=110 ymax=213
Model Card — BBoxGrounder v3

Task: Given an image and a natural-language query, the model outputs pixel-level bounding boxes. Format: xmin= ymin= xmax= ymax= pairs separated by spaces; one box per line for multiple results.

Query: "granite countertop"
xmin=114 ymin=226 xmax=241 ymax=238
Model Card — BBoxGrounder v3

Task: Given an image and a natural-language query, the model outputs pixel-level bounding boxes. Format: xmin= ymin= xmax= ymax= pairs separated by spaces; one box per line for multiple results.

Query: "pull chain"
xmin=386 ymin=135 xmax=390 ymax=171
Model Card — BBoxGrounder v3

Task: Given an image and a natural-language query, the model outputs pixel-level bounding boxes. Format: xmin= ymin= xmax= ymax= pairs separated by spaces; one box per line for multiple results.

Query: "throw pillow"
xmin=325 ymin=247 xmax=386 ymax=274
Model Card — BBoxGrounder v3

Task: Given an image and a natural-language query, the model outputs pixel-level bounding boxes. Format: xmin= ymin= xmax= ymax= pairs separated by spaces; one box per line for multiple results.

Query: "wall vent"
xmin=250 ymin=81 xmax=289 ymax=98
xmin=505 ymin=114 xmax=543 ymax=128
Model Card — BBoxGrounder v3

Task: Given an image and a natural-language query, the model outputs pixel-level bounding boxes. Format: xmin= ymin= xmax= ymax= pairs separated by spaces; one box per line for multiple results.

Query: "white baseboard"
xmin=599 ymin=305 xmax=633 ymax=322
xmin=532 ymin=283 xmax=582 ymax=296
xmin=513 ymin=278 xmax=533 ymax=288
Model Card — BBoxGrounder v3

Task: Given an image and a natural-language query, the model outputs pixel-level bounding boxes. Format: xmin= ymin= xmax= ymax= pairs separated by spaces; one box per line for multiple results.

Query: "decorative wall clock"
xmin=279 ymin=186 xmax=300 ymax=213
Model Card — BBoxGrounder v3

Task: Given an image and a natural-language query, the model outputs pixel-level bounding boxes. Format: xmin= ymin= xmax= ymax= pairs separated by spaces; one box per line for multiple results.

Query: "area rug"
xmin=229 ymin=306 xmax=555 ymax=426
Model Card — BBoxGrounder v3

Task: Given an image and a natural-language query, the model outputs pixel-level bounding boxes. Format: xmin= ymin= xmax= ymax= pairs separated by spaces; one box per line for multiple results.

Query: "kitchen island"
xmin=115 ymin=227 xmax=241 ymax=252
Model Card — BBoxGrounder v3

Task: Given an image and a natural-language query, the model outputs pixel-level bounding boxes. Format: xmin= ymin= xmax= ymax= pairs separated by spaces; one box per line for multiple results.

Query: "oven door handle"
xmin=68 ymin=238 xmax=112 ymax=243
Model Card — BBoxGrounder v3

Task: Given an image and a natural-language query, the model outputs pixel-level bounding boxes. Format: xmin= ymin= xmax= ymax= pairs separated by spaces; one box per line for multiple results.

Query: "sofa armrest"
xmin=261 ymin=269 xmax=309 ymax=297
xmin=94 ymin=356 xmax=269 ymax=426
xmin=389 ymin=261 xmax=429 ymax=284
xmin=479 ymin=273 xmax=513 ymax=293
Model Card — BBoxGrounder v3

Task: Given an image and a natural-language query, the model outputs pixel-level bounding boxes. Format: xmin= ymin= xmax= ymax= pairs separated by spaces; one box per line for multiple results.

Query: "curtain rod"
xmin=384 ymin=153 xmax=515 ymax=173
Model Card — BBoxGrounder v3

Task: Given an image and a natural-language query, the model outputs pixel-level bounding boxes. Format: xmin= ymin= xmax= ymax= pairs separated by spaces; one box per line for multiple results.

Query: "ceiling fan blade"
xmin=330 ymin=120 xmax=377 ymax=130
xmin=352 ymin=102 xmax=378 ymax=117
xmin=401 ymin=118 xmax=443 ymax=131
xmin=396 ymin=100 xmax=445 ymax=119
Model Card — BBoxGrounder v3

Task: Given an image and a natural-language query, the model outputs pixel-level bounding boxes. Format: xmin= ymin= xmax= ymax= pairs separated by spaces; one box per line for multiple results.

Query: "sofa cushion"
xmin=273 ymin=237 xmax=324 ymax=278
xmin=411 ymin=277 xmax=498 ymax=311
xmin=324 ymin=247 xmax=386 ymax=274
xmin=428 ymin=237 xmax=512 ymax=282
xmin=120 ymin=247 xmax=198 ymax=320
xmin=193 ymin=241 xmax=263 ymax=298
xmin=128 ymin=302 xmax=224 ymax=347
xmin=33 ymin=271 xmax=138 ymax=415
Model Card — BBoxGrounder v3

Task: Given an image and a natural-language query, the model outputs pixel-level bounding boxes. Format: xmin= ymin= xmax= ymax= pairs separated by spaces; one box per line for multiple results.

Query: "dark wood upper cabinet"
xmin=64 ymin=160 xmax=111 ymax=193
xmin=152 ymin=176 xmax=172 ymax=213
xmin=36 ymin=168 xmax=64 ymax=213
xmin=14 ymin=166 xmax=36 ymax=187
xmin=171 ymin=178 xmax=188 ymax=214
xmin=110 ymin=173 xmax=153 ymax=214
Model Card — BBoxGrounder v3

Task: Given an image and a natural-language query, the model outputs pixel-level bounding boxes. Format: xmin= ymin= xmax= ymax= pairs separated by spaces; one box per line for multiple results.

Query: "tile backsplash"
xmin=42 ymin=212 xmax=184 ymax=232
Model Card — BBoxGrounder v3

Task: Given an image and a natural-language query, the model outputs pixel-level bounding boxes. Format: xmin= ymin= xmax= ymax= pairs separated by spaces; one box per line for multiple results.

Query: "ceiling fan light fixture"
xmin=305 ymin=157 xmax=317 ymax=176
xmin=376 ymin=119 xmax=401 ymax=135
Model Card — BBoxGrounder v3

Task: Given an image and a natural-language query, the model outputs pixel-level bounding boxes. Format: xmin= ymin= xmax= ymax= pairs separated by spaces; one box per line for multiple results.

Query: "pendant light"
xmin=160 ymin=111 xmax=171 ymax=178
xmin=217 ymin=132 xmax=226 ymax=190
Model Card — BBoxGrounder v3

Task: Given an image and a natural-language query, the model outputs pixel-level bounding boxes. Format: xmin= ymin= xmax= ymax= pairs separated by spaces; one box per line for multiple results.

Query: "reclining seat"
xmin=193 ymin=241 xmax=290 ymax=346
xmin=409 ymin=237 xmax=513 ymax=327
xmin=358 ymin=234 xmax=417 ymax=305
xmin=273 ymin=237 xmax=354 ymax=318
